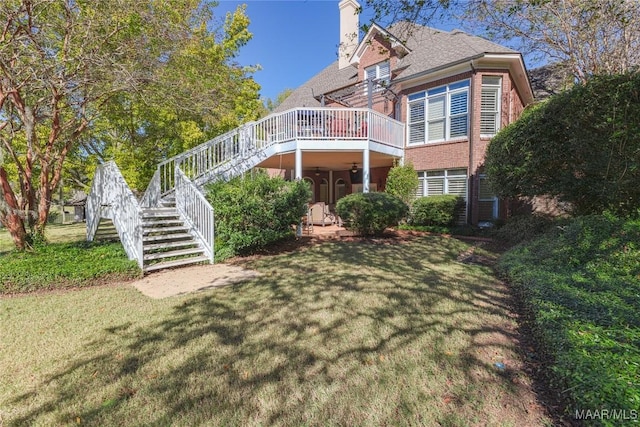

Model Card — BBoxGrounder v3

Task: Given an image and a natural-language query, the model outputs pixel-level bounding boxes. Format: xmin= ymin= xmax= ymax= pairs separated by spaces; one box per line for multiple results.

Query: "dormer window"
xmin=364 ymin=61 xmax=390 ymax=93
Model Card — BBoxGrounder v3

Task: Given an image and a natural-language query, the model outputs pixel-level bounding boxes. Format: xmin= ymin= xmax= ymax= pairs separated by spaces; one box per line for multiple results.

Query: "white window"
xmin=478 ymin=174 xmax=499 ymax=219
xmin=364 ymin=61 xmax=390 ymax=93
xmin=415 ymin=169 xmax=468 ymax=199
xmin=408 ymin=80 xmax=469 ymax=144
xmin=480 ymin=76 xmax=502 ymax=136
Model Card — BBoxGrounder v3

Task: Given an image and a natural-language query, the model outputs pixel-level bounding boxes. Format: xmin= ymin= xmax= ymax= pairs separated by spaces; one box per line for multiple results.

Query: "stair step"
xmin=144 ymin=240 xmax=199 ymax=251
xmin=143 ymin=255 xmax=210 ymax=273
xmin=142 ymin=219 xmax=183 ymax=227
xmin=142 ymin=209 xmax=179 ymax=218
xmin=143 ymin=232 xmax=193 ymax=242
xmin=143 ymin=247 xmax=204 ymax=261
xmin=143 ymin=225 xmax=188 ymax=234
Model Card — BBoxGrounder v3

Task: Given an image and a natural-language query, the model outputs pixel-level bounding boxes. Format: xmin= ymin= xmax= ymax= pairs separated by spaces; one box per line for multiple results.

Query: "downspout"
xmin=468 ymin=60 xmax=476 ymax=225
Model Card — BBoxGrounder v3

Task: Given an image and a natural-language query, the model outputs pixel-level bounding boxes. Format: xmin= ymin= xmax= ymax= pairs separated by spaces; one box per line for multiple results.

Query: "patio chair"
xmin=307 ymin=202 xmax=334 ymax=227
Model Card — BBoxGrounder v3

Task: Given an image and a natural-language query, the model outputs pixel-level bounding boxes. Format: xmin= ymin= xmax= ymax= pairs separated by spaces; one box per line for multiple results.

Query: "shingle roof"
xmin=273 ymin=23 xmax=518 ymax=113
xmin=389 ymin=22 xmax=517 ymax=80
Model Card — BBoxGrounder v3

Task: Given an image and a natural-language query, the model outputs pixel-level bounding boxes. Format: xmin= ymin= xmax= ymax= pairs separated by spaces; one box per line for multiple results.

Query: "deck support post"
xmin=363 ymin=148 xmax=370 ymax=193
xmin=295 ymin=148 xmax=302 ymax=180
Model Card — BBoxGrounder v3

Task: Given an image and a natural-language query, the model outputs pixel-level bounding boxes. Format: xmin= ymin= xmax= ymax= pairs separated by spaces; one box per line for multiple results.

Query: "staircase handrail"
xmin=152 ymin=107 xmax=404 ymax=202
xmin=174 ymin=165 xmax=214 ymax=263
xmin=140 ymin=168 xmax=161 ymax=208
xmin=86 ymin=161 xmax=144 ymax=268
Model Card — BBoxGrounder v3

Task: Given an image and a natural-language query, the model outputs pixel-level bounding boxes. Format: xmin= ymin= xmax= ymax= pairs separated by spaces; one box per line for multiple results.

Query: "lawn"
xmin=0 ymin=222 xmax=87 ymax=254
xmin=0 ymin=235 xmax=549 ymax=426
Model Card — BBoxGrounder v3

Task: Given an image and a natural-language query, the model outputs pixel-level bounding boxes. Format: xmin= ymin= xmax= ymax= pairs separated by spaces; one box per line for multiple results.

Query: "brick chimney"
xmin=338 ymin=0 xmax=360 ymax=69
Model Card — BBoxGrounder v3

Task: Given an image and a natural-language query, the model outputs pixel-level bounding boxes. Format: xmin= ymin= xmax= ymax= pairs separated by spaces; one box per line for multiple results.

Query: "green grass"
xmin=0 ymin=223 xmax=140 ymax=294
xmin=0 ymin=235 xmax=548 ymax=426
xmin=0 ymin=222 xmax=87 ymax=253
xmin=498 ymin=214 xmax=640 ymax=425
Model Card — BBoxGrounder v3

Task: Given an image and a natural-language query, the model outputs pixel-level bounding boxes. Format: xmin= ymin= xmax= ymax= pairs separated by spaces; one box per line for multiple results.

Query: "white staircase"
xmin=141 ymin=207 xmax=209 ymax=272
xmin=86 ymin=107 xmax=405 ymax=273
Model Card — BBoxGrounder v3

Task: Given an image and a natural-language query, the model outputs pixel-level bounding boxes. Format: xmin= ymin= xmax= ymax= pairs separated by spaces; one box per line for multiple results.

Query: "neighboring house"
xmin=270 ymin=0 xmax=534 ymax=224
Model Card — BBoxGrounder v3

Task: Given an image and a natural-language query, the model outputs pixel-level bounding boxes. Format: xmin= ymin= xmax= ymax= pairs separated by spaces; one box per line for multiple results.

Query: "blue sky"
xmin=215 ymin=0 xmax=357 ymax=103
xmin=212 ymin=1 xmax=481 ymax=104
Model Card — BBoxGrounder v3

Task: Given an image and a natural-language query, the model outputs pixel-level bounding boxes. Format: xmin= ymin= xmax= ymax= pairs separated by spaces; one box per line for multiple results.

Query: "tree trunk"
xmin=0 ymin=167 xmax=27 ymax=250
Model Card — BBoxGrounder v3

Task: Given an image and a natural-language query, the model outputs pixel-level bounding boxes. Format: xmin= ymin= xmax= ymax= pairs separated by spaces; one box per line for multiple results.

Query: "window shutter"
xmin=428 ymin=120 xmax=445 ymax=141
xmin=408 ymin=101 xmax=425 ymax=144
xmin=478 ymin=177 xmax=494 ymax=200
xmin=427 ymin=95 xmax=446 ymax=141
xmin=448 ymin=178 xmax=467 ymax=199
xmin=427 ymin=178 xmax=444 ymax=195
xmin=378 ymin=61 xmax=390 ymax=85
xmin=416 ymin=179 xmax=424 ymax=198
xmin=428 ymin=95 xmax=445 ymax=119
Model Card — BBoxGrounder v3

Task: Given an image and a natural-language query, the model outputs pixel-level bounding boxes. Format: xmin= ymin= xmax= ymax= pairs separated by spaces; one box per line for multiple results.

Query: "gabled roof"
xmin=273 ymin=22 xmax=526 ymax=113
xmin=349 ymin=22 xmax=411 ymax=66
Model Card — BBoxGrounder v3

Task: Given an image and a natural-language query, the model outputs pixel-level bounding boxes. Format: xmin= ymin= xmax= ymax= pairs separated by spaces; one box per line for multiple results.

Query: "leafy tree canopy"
xmin=0 ymin=0 xmax=261 ymax=249
xmin=485 ymin=72 xmax=640 ymax=216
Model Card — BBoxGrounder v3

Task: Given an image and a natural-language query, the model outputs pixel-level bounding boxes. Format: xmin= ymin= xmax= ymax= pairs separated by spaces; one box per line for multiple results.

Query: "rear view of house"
xmin=87 ymin=0 xmax=534 ymax=271
xmin=271 ymin=0 xmax=534 ymax=225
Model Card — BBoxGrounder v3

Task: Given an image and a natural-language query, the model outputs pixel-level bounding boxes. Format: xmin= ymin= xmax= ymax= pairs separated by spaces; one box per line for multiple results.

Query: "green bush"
xmin=336 ymin=192 xmax=408 ymax=236
xmin=488 ymin=213 xmax=557 ymax=247
xmin=206 ymin=171 xmax=310 ymax=260
xmin=486 ymin=72 xmax=640 ymax=216
xmin=385 ymin=162 xmax=419 ymax=207
xmin=498 ymin=214 xmax=640 ymax=422
xmin=411 ymin=195 xmax=463 ymax=227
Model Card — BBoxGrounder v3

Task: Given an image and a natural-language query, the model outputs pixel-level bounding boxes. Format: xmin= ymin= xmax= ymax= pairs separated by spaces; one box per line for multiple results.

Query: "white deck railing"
xmin=86 ymin=161 xmax=144 ymax=268
xmin=88 ymin=108 xmax=404 ymax=269
xmin=175 ymin=166 xmax=214 ymax=262
xmin=155 ymin=107 xmax=404 ymax=198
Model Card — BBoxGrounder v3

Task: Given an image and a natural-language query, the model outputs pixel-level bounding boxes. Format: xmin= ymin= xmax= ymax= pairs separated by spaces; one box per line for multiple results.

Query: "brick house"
xmin=86 ymin=0 xmax=536 ymax=270
xmin=269 ymin=0 xmax=534 ymax=225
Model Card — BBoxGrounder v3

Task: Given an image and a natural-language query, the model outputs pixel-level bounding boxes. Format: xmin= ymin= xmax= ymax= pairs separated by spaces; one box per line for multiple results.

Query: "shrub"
xmin=385 ymin=162 xmax=419 ymax=207
xmin=488 ymin=213 xmax=557 ymax=247
xmin=336 ymin=192 xmax=408 ymax=236
xmin=498 ymin=213 xmax=640 ymax=421
xmin=206 ymin=171 xmax=311 ymax=260
xmin=411 ymin=195 xmax=463 ymax=227
xmin=486 ymin=72 xmax=640 ymax=216
xmin=0 ymin=241 xmax=140 ymax=294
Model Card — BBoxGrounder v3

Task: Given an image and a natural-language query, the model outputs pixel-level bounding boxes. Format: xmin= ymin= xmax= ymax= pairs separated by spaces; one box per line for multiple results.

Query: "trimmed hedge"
xmin=206 ymin=172 xmax=311 ymax=260
xmin=498 ymin=214 xmax=640 ymax=424
xmin=411 ymin=195 xmax=463 ymax=227
xmin=336 ymin=192 xmax=408 ymax=236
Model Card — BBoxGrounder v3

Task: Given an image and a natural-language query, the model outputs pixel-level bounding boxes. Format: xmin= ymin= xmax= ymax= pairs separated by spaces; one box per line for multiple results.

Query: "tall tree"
xmin=0 ymin=1 xmax=260 ymax=249
xmin=264 ymin=88 xmax=293 ymax=113
xmin=358 ymin=0 xmax=640 ymax=83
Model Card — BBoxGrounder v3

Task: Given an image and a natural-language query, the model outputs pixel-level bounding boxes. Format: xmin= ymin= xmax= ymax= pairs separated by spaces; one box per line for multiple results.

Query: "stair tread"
xmin=144 ymin=240 xmax=199 ymax=251
xmin=143 ymin=247 xmax=205 ymax=261
xmin=142 ymin=212 xmax=180 ymax=219
xmin=143 ymin=233 xmax=193 ymax=242
xmin=143 ymin=225 xmax=189 ymax=234
xmin=142 ymin=219 xmax=183 ymax=226
xmin=143 ymin=255 xmax=210 ymax=273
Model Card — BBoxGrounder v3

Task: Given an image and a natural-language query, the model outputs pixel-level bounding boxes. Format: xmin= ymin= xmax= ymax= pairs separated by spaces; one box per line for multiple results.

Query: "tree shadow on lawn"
xmin=9 ymin=235 xmax=547 ymax=426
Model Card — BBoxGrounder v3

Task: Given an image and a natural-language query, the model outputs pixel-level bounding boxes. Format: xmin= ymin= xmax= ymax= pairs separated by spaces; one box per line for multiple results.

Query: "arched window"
xmin=320 ymin=178 xmax=329 ymax=204
xmin=303 ymin=177 xmax=315 ymax=202
xmin=335 ymin=178 xmax=346 ymax=202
